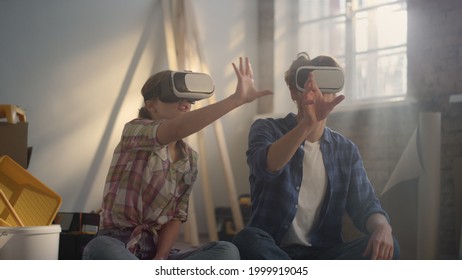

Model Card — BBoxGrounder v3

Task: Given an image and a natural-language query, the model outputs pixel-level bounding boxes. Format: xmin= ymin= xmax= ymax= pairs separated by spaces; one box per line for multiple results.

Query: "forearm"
xmin=366 ymin=213 xmax=391 ymax=234
xmin=154 ymin=220 xmax=182 ymax=260
xmin=156 ymin=57 xmax=272 ymax=145
xmin=266 ymin=121 xmax=314 ymax=172
xmin=157 ymin=95 xmax=242 ymax=145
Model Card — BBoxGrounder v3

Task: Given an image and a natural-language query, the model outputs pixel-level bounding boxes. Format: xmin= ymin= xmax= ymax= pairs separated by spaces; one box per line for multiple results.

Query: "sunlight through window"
xmin=298 ymin=0 xmax=407 ymax=105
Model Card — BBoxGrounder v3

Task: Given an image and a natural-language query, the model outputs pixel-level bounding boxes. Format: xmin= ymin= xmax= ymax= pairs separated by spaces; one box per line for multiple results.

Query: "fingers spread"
xmin=245 ymin=57 xmax=251 ymax=76
xmin=259 ymin=89 xmax=273 ymax=97
xmin=231 ymin=62 xmax=239 ymax=76
xmin=362 ymin=239 xmax=373 ymax=259
xmin=330 ymin=95 xmax=345 ymax=109
xmin=239 ymin=57 xmax=244 ymax=74
xmin=303 ymin=74 xmax=314 ymax=92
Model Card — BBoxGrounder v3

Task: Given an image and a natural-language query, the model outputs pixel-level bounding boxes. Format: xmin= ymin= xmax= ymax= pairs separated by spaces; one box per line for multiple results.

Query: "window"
xmin=297 ymin=0 xmax=407 ymax=105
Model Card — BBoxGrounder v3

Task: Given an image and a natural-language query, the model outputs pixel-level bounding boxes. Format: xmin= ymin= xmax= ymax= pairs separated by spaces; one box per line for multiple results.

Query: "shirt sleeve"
xmin=346 ymin=144 xmax=390 ymax=233
xmin=247 ymin=119 xmax=284 ymax=181
xmin=120 ymin=119 xmax=165 ymax=151
xmin=173 ymin=147 xmax=198 ymax=222
xmin=172 ymin=185 xmax=193 ymax=222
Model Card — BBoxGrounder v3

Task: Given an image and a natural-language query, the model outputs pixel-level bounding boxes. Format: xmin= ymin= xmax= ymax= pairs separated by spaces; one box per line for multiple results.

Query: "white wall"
xmin=0 ymin=0 xmax=258 ymax=233
xmin=273 ymin=0 xmax=299 ymax=115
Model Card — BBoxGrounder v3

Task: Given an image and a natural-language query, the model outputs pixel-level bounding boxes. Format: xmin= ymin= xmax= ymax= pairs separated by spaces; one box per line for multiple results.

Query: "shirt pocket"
xmin=171 ymin=171 xmax=193 ymax=198
xmin=182 ymin=170 xmax=194 ymax=185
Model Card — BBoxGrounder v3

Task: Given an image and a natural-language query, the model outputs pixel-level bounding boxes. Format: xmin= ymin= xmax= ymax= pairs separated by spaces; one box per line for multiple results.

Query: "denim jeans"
xmin=82 ymin=228 xmax=240 ymax=260
xmin=232 ymin=227 xmax=400 ymax=260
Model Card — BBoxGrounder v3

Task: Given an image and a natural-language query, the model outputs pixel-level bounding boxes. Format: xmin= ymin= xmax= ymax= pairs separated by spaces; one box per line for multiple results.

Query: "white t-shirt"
xmin=280 ymin=140 xmax=327 ymax=247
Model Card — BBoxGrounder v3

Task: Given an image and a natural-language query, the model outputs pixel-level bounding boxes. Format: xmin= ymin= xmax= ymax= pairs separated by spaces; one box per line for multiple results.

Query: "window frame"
xmin=297 ymin=0 xmax=408 ymax=109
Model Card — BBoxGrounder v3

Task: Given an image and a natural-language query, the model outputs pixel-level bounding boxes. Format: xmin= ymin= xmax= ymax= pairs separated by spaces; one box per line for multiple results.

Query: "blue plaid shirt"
xmin=246 ymin=113 xmax=388 ymax=247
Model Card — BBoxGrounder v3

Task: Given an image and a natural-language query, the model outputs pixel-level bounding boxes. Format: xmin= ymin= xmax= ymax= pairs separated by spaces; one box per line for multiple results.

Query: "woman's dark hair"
xmin=285 ymin=52 xmax=311 ymax=92
xmin=141 ymin=70 xmax=171 ymax=101
xmin=138 ymin=70 xmax=171 ymax=119
xmin=138 ymin=107 xmax=152 ymax=119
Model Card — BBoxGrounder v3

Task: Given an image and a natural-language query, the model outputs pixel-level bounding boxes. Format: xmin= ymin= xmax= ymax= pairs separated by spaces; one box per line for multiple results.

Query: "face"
xmin=146 ymin=99 xmax=193 ymax=120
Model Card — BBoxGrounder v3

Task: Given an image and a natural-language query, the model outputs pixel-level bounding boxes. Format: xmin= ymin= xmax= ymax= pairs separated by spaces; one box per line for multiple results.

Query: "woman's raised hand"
xmin=231 ymin=57 xmax=272 ymax=104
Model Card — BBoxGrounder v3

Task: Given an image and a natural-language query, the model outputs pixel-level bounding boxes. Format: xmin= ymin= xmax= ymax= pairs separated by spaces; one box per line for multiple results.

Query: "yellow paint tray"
xmin=0 ymin=189 xmax=24 ymax=226
xmin=0 ymin=155 xmax=62 ymax=226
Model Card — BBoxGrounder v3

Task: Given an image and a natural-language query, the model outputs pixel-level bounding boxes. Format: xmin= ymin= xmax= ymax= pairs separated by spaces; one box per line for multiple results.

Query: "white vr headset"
xmin=158 ymin=71 xmax=215 ymax=103
xmin=296 ymin=66 xmax=345 ymax=94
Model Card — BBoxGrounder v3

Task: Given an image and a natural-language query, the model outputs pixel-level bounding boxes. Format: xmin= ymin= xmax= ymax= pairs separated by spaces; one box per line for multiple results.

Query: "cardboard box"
xmin=53 ymin=212 xmax=100 ymax=234
xmin=58 ymin=233 xmax=96 ymax=260
xmin=0 ymin=122 xmax=29 ymax=168
xmin=53 ymin=212 xmax=100 ymax=260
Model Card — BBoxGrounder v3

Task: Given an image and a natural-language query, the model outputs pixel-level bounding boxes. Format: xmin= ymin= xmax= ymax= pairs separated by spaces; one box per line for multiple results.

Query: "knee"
xmin=213 ymin=241 xmax=240 ymax=260
xmin=233 ymin=227 xmax=251 ymax=250
xmin=82 ymin=236 xmax=128 ymax=260
xmin=232 ymin=227 xmax=274 ymax=254
xmin=233 ymin=226 xmax=258 ymax=243
xmin=82 ymin=236 xmax=111 ymax=260
xmin=233 ymin=227 xmax=269 ymax=246
xmin=233 ymin=227 xmax=286 ymax=260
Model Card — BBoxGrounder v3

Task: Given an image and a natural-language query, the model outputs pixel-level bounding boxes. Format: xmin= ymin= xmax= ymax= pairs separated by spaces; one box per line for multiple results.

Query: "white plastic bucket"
xmin=0 ymin=225 xmax=61 ymax=260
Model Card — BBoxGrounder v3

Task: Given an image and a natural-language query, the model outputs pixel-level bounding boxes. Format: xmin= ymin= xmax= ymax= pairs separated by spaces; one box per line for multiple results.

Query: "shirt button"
xmin=295 ymin=204 xmax=298 ymax=209
xmin=296 ymin=186 xmax=300 ymax=191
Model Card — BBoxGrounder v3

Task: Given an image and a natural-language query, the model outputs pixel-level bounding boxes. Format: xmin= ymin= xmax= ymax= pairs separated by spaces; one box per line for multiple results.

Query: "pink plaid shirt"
xmin=100 ymin=118 xmax=198 ymax=253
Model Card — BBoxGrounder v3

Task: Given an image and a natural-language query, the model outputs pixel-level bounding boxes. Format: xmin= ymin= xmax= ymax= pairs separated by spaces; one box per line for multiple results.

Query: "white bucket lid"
xmin=0 ymin=225 xmax=61 ymax=235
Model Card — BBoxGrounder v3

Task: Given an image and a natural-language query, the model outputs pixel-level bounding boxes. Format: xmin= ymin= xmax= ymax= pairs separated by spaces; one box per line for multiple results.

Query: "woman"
xmin=83 ymin=57 xmax=272 ymax=260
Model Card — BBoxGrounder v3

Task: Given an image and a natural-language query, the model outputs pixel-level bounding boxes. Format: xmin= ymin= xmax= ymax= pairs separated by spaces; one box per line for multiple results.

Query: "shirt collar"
xmin=154 ymin=139 xmax=190 ymax=162
xmin=321 ymin=127 xmax=333 ymax=144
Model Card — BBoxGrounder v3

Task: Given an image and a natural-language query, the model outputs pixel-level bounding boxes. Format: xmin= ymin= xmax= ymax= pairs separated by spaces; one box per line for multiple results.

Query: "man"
xmin=232 ymin=53 xmax=400 ymax=260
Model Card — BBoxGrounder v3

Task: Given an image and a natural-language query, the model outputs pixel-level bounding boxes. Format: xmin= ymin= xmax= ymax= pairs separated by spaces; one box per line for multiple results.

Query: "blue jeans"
xmin=232 ymin=227 xmax=400 ymax=260
xmin=82 ymin=229 xmax=240 ymax=260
